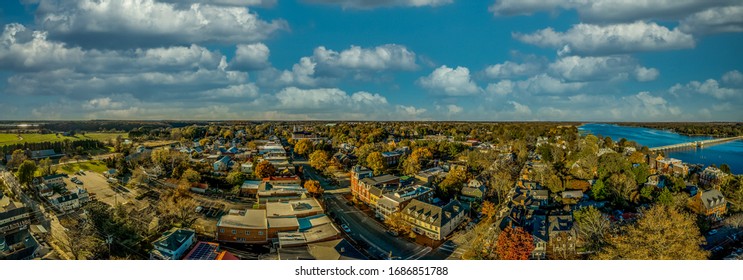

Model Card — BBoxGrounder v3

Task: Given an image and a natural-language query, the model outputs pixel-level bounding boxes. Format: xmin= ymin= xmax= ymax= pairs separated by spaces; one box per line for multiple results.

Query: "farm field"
xmin=0 ymin=132 xmax=127 ymax=146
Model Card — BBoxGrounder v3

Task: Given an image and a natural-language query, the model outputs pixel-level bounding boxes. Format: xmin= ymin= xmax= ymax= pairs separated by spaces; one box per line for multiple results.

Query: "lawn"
xmin=0 ymin=132 xmax=128 ymax=146
xmin=57 ymin=161 xmax=110 ymax=175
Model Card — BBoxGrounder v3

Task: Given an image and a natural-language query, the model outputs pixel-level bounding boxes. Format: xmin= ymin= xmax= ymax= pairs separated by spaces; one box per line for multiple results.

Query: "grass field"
xmin=0 ymin=132 xmax=128 ymax=146
xmin=57 ymin=161 xmax=110 ymax=174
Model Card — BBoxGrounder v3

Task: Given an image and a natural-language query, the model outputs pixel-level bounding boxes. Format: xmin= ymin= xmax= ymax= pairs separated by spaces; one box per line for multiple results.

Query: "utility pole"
xmin=106 ymin=234 xmax=114 ymax=258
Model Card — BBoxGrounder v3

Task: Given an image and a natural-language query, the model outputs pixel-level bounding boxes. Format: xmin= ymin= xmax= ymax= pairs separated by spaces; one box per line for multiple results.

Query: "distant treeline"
xmin=621 ymin=122 xmax=743 ymax=137
xmin=0 ymin=139 xmax=105 ymax=156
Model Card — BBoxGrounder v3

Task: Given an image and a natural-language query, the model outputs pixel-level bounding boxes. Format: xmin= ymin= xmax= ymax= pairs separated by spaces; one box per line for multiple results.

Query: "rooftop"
xmin=403 ymin=199 xmax=463 ymax=227
xmin=153 ymin=228 xmax=196 ymax=252
xmin=266 ymin=198 xmax=322 ymax=218
xmin=217 ymin=209 xmax=267 ymax=229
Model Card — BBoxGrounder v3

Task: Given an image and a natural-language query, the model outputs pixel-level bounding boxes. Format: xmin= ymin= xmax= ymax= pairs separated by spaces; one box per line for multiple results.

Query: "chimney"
xmin=340 ymin=247 xmax=345 ymax=253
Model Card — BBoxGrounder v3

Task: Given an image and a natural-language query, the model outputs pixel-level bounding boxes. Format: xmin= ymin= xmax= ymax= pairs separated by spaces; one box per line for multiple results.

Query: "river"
xmin=578 ymin=123 xmax=743 ymax=175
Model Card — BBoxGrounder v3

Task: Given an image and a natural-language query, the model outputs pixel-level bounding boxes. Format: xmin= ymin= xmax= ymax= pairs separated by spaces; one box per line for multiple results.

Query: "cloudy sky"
xmin=0 ymin=0 xmax=741 ymax=121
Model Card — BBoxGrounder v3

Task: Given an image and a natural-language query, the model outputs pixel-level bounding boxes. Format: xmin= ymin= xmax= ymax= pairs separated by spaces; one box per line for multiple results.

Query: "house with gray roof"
xmin=150 ymin=228 xmax=196 ymax=260
xmin=401 ymin=199 xmax=466 ymax=240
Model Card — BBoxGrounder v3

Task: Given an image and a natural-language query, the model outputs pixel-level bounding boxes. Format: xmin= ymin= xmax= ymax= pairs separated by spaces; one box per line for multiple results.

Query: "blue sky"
xmin=0 ymin=0 xmax=741 ymax=121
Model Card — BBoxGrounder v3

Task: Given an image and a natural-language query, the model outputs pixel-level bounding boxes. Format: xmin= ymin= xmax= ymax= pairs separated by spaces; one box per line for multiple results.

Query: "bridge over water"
xmin=649 ymin=136 xmax=743 ymax=152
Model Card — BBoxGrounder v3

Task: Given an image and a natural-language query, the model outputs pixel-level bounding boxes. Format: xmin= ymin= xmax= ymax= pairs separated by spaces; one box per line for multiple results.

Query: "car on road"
xmin=341 ymin=224 xmax=351 ymax=233
xmin=346 ymin=201 xmax=354 ymax=206
xmin=386 ymin=230 xmax=399 ymax=237
xmin=709 ymin=229 xmax=718 ymax=235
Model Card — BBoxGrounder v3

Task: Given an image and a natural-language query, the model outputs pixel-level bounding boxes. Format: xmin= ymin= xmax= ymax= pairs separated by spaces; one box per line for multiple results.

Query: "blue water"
xmin=578 ymin=123 xmax=743 ymax=174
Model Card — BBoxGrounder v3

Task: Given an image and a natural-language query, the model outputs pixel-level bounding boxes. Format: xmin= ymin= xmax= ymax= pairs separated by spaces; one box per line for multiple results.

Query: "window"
xmin=219 ymin=228 xmax=224 ymax=233
xmin=258 ymin=231 xmax=264 ymax=236
xmin=246 ymin=231 xmax=250 ymax=235
xmin=232 ymin=230 xmax=237 ymax=234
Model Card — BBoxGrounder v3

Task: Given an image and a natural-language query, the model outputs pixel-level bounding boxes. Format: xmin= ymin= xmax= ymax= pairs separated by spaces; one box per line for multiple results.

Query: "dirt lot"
xmin=73 ymin=171 xmax=136 ymax=206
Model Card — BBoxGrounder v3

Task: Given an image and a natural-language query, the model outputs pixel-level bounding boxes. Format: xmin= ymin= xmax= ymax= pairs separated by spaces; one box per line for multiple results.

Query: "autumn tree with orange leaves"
xmin=496 ymin=226 xmax=535 ymax=260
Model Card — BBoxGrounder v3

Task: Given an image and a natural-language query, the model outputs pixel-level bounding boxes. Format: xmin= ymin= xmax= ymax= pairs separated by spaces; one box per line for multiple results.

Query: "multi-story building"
xmin=699 ymin=167 xmax=728 ymax=187
xmin=375 ymin=185 xmax=433 ymax=220
xmin=1 ymin=193 xmax=38 ymax=260
xmin=689 ymin=189 xmax=727 ymax=221
xmin=401 ymin=199 xmax=466 ymax=240
xmin=356 ymin=175 xmax=400 ymax=206
xmin=350 ymin=166 xmax=373 ymax=200
xmin=216 ymin=209 xmax=269 ymax=244
xmin=381 ymin=151 xmax=403 ymax=166
xmin=547 ymin=214 xmax=576 ymax=259
xmin=216 ymin=198 xmax=325 ymax=244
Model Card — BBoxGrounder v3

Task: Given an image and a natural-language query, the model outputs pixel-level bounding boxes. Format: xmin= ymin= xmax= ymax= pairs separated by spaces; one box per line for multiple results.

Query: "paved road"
xmin=324 ymin=193 xmax=431 ymax=260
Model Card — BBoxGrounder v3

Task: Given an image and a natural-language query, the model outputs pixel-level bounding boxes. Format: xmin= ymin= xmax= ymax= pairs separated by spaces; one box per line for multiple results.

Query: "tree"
xmin=720 ymin=164 xmax=731 ymax=174
xmin=401 ymin=156 xmax=422 ymax=175
xmin=631 ymin=163 xmax=650 ymax=185
xmin=366 ymin=152 xmax=386 ymax=175
xmin=39 ymin=158 xmax=54 ymax=176
xmin=495 ymin=226 xmax=534 ymax=260
xmin=294 ymin=139 xmax=313 ymax=157
xmin=180 ymin=168 xmax=201 ymax=184
xmin=439 ymin=168 xmax=467 ymax=197
xmin=304 ymin=180 xmax=324 ymax=197
xmin=574 ymin=206 xmax=610 ymax=254
xmin=591 ymin=179 xmax=609 ymax=200
xmin=595 ymin=205 xmax=708 ymax=260
xmin=57 ymin=217 xmax=103 ymax=260
xmin=254 ymin=160 xmax=276 ymax=179
xmin=16 ymin=160 xmax=37 ymax=187
xmin=59 ymin=155 xmax=71 ymax=164
xmin=309 ymin=150 xmax=329 ymax=172
xmin=384 ymin=212 xmax=412 ymax=237
xmin=7 ymin=150 xmax=27 ymax=170
xmin=158 ymin=192 xmax=199 ymax=228
xmin=656 ymin=188 xmax=674 ymax=206
xmin=226 ymin=171 xmax=246 ymax=186
xmin=480 ymin=201 xmax=497 ymax=220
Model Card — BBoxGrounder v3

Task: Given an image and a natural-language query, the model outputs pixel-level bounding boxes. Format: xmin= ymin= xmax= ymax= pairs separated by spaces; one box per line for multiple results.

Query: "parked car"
xmin=386 ymin=230 xmax=399 ymax=237
xmin=709 ymin=229 xmax=718 ymax=235
xmin=341 ymin=224 xmax=351 ymax=233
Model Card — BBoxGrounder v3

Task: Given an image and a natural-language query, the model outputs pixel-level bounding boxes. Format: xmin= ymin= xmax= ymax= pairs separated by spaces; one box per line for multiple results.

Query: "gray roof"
xmin=403 ymin=199 xmax=463 ymax=228
xmin=153 ymin=228 xmax=195 ymax=252
xmin=360 ymin=174 xmax=399 ymax=187
xmin=460 ymin=186 xmax=485 ymax=198
xmin=701 ymin=189 xmax=726 ymax=210
xmin=548 ymin=215 xmax=574 ymax=236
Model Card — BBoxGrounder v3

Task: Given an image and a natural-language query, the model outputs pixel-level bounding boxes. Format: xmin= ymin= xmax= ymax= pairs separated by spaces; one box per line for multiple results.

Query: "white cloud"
xmin=516 ymin=74 xmax=585 ymax=95
xmin=417 ymin=65 xmax=481 ymax=96
xmin=722 ymin=70 xmax=743 ymax=87
xmin=485 ymin=80 xmax=515 ymax=96
xmin=313 ymin=44 xmax=417 ymax=71
xmin=35 ymin=0 xmax=287 ymax=48
xmin=634 ymin=67 xmax=660 ymax=82
xmin=679 ymin=5 xmax=743 ymax=34
xmin=447 ymin=104 xmax=463 ymax=114
xmin=230 ymin=43 xmax=270 ymax=71
xmin=514 ymin=21 xmax=695 ymax=55
xmin=489 ymin=0 xmax=737 ymax=23
xmin=396 ymin=105 xmax=427 ymax=116
xmin=548 ymin=55 xmax=658 ymax=82
xmin=274 ymin=87 xmax=388 ymax=111
xmin=483 ymin=61 xmax=542 ymax=79
xmin=624 ymin=91 xmax=681 ymax=118
xmin=509 ymin=101 xmax=532 ymax=115
xmin=275 ymin=57 xmax=321 ymax=87
xmin=160 ymin=0 xmax=276 ymax=7
xmin=303 ymin=0 xmax=452 ymax=9
xmin=670 ymin=79 xmax=741 ymax=100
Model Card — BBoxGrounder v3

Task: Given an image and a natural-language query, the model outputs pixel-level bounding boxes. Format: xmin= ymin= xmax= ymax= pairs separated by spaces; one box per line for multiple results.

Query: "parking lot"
xmin=73 ymin=171 xmax=136 ymax=206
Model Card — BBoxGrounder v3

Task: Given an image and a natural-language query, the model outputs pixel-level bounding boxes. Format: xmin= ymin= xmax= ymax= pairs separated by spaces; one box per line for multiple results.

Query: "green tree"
xmin=719 ymin=164 xmax=731 ymax=174
xmin=656 ymin=188 xmax=674 ymax=206
xmin=16 ymin=160 xmax=37 ymax=187
xmin=7 ymin=150 xmax=27 ymax=170
xmin=591 ymin=179 xmax=609 ymax=201
xmin=39 ymin=158 xmax=54 ymax=176
xmin=384 ymin=212 xmax=413 ymax=237
xmin=366 ymin=152 xmax=386 ymax=176
xmin=226 ymin=171 xmax=246 ymax=186
xmin=631 ymin=163 xmax=650 ymax=185
xmin=254 ymin=160 xmax=276 ymax=179
xmin=294 ymin=139 xmax=313 ymax=157
xmin=180 ymin=168 xmax=201 ymax=184
xmin=595 ymin=205 xmax=708 ymax=260
xmin=309 ymin=150 xmax=330 ymax=172
xmin=439 ymin=168 xmax=468 ymax=197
